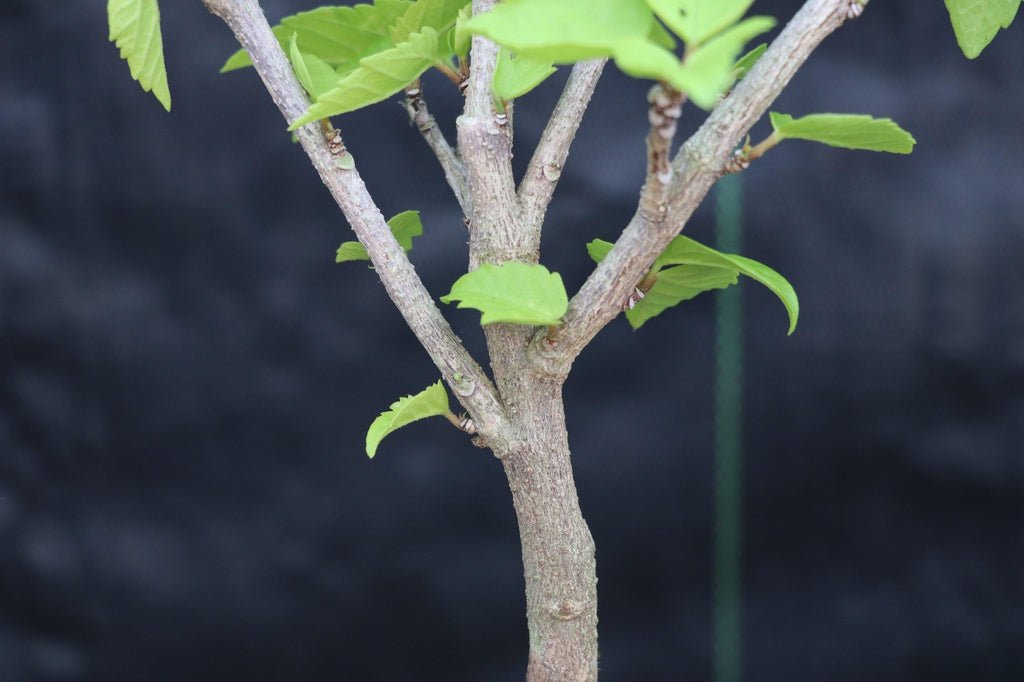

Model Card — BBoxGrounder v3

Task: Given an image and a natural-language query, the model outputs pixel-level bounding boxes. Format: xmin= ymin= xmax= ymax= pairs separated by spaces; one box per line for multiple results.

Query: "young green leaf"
xmin=646 ymin=0 xmax=756 ymax=47
xmin=769 ymin=112 xmax=916 ymax=154
xmin=675 ymin=16 xmax=776 ymax=109
xmin=654 ymin=236 xmax=799 ymax=334
xmin=290 ymin=35 xmax=343 ymax=99
xmin=493 ymin=49 xmax=557 ymax=101
xmin=336 ymin=211 xmax=423 ymax=263
xmin=451 ymin=4 xmax=473 ymax=58
xmin=945 ymin=0 xmax=1020 ymax=59
xmin=366 ymin=381 xmax=451 ymax=458
xmin=290 ymin=28 xmax=443 ymax=128
xmin=587 ymin=235 xmax=799 ymax=333
xmin=463 ymin=0 xmax=657 ymax=63
xmin=441 ymin=263 xmax=569 ymax=326
xmin=390 ymin=0 xmax=470 ymax=44
xmin=731 ymin=43 xmax=766 ymax=80
xmin=221 ymin=0 xmax=412 ymax=73
xmin=627 ymin=265 xmax=738 ymax=329
xmin=108 ymin=0 xmax=171 ymax=111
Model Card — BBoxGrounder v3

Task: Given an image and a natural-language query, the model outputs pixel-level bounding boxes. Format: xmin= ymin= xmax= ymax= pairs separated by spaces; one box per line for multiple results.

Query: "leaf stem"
xmin=434 ymin=60 xmax=465 ymax=87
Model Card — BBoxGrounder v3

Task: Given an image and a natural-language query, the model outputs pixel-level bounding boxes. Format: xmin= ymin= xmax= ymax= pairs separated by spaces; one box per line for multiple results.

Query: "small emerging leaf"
xmin=945 ymin=0 xmax=1020 ymax=59
xmin=366 ymin=381 xmax=450 ymax=458
xmin=108 ymin=0 xmax=171 ymax=111
xmin=441 ymin=262 xmax=569 ymax=326
xmin=731 ymin=43 xmax=766 ymax=80
xmin=769 ymin=112 xmax=916 ymax=154
xmin=493 ymin=49 xmax=557 ymax=101
xmin=336 ymin=210 xmax=423 ymax=263
xmin=291 ymin=28 xmax=443 ymax=128
xmin=452 ymin=4 xmax=473 ymax=58
xmin=290 ymin=35 xmax=342 ymax=99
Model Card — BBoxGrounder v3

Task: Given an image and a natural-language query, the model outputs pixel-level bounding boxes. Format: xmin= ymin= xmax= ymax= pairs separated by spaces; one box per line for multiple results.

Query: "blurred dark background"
xmin=2 ymin=1 xmax=1022 ymax=680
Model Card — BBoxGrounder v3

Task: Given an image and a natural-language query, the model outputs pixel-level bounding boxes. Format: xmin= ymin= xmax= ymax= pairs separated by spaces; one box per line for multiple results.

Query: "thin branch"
xmin=458 ymin=0 xmax=522 ymax=267
xmin=638 ymin=83 xmax=685 ymax=227
xmin=517 ymin=59 xmax=606 ymax=235
xmin=403 ymin=83 xmax=470 ymax=214
xmin=535 ymin=0 xmax=863 ymax=377
xmin=201 ymin=0 xmax=517 ymax=453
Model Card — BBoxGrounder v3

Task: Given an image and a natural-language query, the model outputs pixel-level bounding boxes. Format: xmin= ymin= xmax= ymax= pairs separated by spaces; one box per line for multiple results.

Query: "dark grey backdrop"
xmin=1 ymin=1 xmax=1022 ymax=680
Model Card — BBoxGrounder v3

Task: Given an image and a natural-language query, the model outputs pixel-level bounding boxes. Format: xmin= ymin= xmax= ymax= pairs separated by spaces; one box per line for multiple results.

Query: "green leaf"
xmin=587 ymin=235 xmax=799 ymax=333
xmin=366 ymin=380 xmax=450 ymax=458
xmin=769 ymin=112 xmax=916 ymax=154
xmin=221 ymin=1 xmax=412 ymax=73
xmin=290 ymin=28 xmax=442 ymax=128
xmin=391 ymin=0 xmax=470 ymax=44
xmin=646 ymin=0 xmax=756 ymax=46
xmin=654 ymin=236 xmax=799 ymax=334
xmin=290 ymin=35 xmax=343 ymax=99
xmin=945 ymin=0 xmax=1020 ymax=58
xmin=493 ymin=49 xmax=557 ymax=101
xmin=441 ymin=262 xmax=569 ymax=326
xmin=627 ymin=265 xmax=738 ymax=329
xmin=731 ymin=43 xmax=766 ymax=80
xmin=108 ymin=0 xmax=171 ymax=111
xmin=336 ymin=210 xmax=423 ymax=263
xmin=463 ymin=0 xmax=657 ymax=63
xmin=675 ymin=16 xmax=776 ymax=109
xmin=451 ymin=4 xmax=473 ymax=58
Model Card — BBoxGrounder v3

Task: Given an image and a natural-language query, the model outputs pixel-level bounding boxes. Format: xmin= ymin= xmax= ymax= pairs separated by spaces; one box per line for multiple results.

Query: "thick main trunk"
xmin=498 ymin=369 xmax=598 ymax=680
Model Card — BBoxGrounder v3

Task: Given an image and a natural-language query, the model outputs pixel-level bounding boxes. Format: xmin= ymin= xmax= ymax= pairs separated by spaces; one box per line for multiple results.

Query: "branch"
xmin=535 ymin=0 xmax=862 ymax=376
xmin=201 ymin=0 xmax=517 ymax=453
xmin=458 ymin=0 xmax=522 ymax=267
xmin=403 ymin=83 xmax=470 ymax=214
xmin=517 ymin=59 xmax=606 ymax=234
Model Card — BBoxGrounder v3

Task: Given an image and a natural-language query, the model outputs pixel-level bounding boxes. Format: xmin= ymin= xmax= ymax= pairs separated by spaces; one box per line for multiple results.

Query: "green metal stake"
xmin=713 ymin=173 xmax=744 ymax=682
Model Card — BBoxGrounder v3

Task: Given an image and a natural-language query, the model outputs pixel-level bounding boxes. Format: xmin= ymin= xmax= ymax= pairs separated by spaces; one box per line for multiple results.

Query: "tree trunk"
xmin=498 ymin=367 xmax=598 ymax=680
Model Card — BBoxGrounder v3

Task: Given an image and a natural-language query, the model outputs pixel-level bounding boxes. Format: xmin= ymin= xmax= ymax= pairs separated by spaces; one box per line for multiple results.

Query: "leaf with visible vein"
xmin=391 ymin=0 xmax=469 ymax=43
xmin=945 ymin=0 xmax=1020 ymax=58
xmin=493 ymin=49 xmax=556 ymax=101
xmin=441 ymin=263 xmax=569 ymax=326
xmin=221 ymin=0 xmax=412 ymax=73
xmin=646 ymin=0 xmax=756 ymax=46
xmin=675 ymin=16 xmax=775 ymax=109
xmin=291 ymin=28 xmax=442 ymax=128
xmin=290 ymin=35 xmax=343 ymax=99
xmin=588 ymin=236 xmax=799 ymax=333
xmin=366 ymin=381 xmax=450 ymax=458
xmin=627 ymin=265 xmax=738 ymax=329
xmin=769 ymin=112 xmax=916 ymax=154
xmin=336 ymin=211 xmax=423 ymax=263
xmin=108 ymin=0 xmax=171 ymax=111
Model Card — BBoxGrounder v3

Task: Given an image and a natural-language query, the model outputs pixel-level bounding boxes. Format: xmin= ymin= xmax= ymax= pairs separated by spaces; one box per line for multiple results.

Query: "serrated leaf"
xmin=463 ymin=0 xmax=657 ymax=63
xmin=290 ymin=35 xmax=343 ymax=99
xmin=945 ymin=0 xmax=1020 ymax=58
xmin=221 ymin=1 xmax=412 ymax=73
xmin=291 ymin=28 xmax=442 ymax=128
xmin=769 ymin=112 xmax=916 ymax=154
xmin=675 ymin=16 xmax=775 ymax=109
xmin=336 ymin=210 xmax=423 ymax=263
xmin=646 ymin=0 xmax=756 ymax=46
xmin=108 ymin=0 xmax=171 ymax=111
xmin=626 ymin=265 xmax=738 ymax=328
xmin=366 ymin=380 xmax=450 ymax=458
xmin=441 ymin=262 xmax=569 ymax=326
xmin=493 ymin=49 xmax=557 ymax=101
xmin=391 ymin=0 xmax=469 ymax=44
xmin=587 ymin=235 xmax=799 ymax=333
xmin=731 ymin=43 xmax=766 ymax=80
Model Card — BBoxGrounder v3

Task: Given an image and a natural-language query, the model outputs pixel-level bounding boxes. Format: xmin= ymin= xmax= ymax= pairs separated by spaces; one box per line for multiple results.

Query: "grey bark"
xmin=200 ymin=0 xmax=864 ymax=678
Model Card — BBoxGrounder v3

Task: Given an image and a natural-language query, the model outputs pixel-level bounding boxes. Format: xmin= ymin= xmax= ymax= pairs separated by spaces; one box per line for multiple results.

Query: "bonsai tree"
xmin=106 ymin=0 xmax=1019 ymax=678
